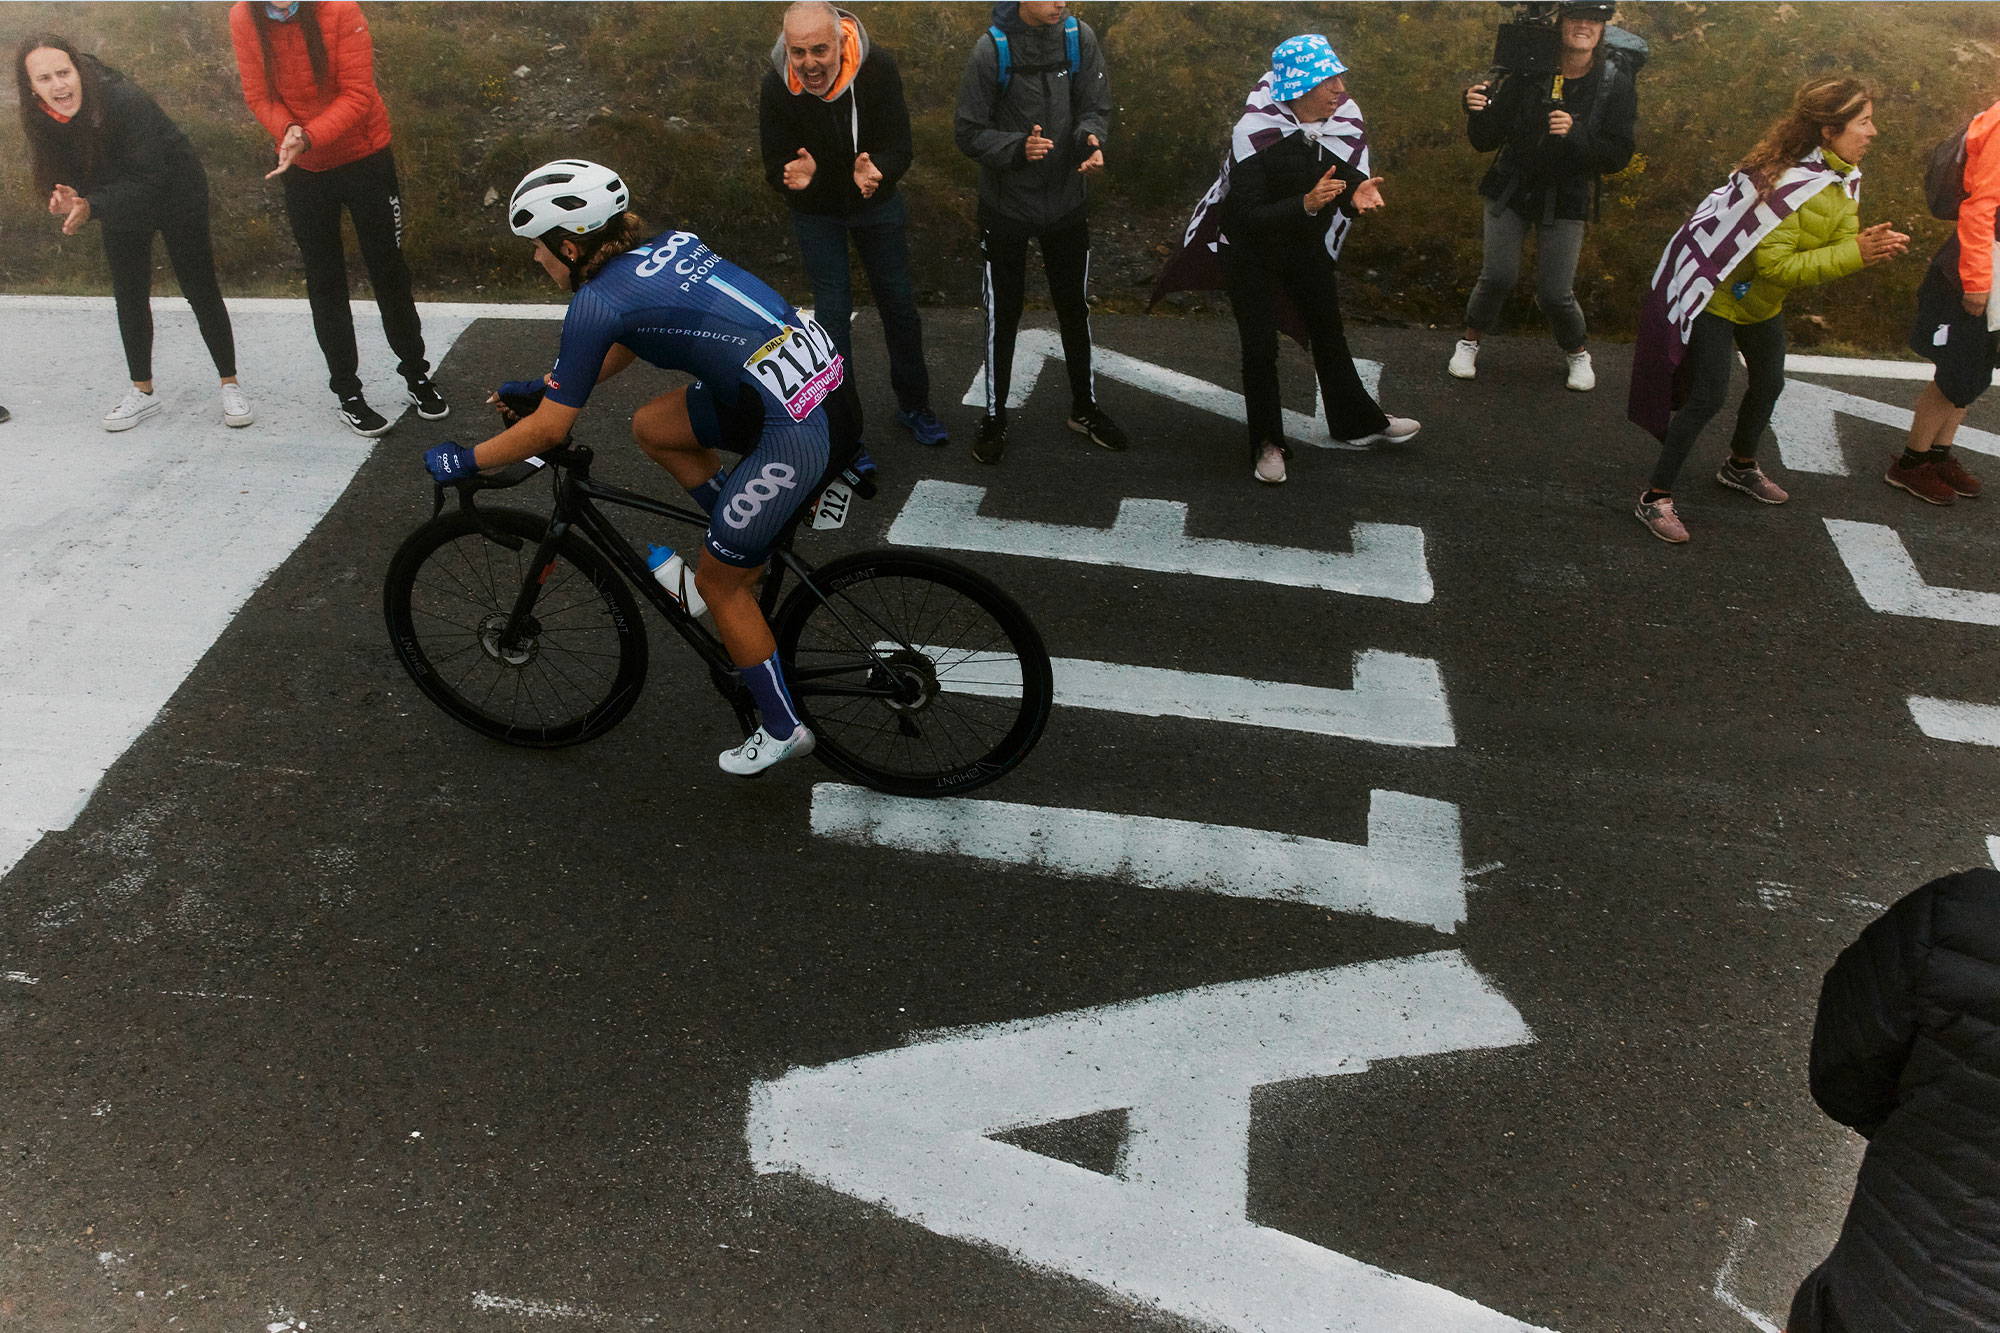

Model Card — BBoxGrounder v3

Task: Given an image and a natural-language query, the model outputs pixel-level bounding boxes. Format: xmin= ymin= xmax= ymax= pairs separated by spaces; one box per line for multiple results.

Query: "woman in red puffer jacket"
xmin=230 ymin=0 xmax=448 ymax=436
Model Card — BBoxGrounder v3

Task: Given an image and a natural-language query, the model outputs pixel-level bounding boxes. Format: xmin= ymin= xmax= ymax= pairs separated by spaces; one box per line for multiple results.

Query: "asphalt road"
xmin=4 ymin=304 xmax=1997 ymax=1333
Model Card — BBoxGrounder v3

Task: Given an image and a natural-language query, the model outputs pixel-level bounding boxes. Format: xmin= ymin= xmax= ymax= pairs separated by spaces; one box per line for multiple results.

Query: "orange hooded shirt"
xmin=229 ymin=0 xmax=392 ymax=172
xmin=785 ymin=14 xmax=862 ymax=102
xmin=1957 ymin=100 xmax=2000 ymax=294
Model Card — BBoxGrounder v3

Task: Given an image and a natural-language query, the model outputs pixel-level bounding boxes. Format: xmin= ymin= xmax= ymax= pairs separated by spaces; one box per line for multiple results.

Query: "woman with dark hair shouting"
xmin=17 ymin=34 xmax=252 ymax=432
xmin=229 ymin=0 xmax=447 ymax=436
xmin=1626 ymin=76 xmax=1907 ymax=543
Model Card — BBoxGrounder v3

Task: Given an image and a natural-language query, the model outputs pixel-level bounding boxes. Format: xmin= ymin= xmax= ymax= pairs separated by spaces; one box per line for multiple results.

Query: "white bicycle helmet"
xmin=508 ymin=159 xmax=630 ymax=239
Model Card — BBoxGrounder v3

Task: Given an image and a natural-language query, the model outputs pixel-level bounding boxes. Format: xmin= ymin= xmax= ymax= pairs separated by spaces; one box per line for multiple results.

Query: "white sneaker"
xmin=1346 ymin=416 xmax=1421 ymax=447
xmin=103 ymin=387 xmax=161 ymax=432
xmin=718 ymin=724 xmax=815 ymax=777
xmin=1566 ymin=349 xmax=1596 ymax=392
xmin=1448 ymin=339 xmax=1480 ymax=379
xmin=1253 ymin=443 xmax=1287 ymax=484
xmin=220 ymin=382 xmax=254 ymax=428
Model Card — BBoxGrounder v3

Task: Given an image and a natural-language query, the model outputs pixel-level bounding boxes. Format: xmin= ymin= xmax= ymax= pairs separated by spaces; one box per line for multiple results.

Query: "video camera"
xmin=1484 ymin=2 xmax=1619 ymax=111
xmin=1490 ymin=2 xmax=1569 ymax=81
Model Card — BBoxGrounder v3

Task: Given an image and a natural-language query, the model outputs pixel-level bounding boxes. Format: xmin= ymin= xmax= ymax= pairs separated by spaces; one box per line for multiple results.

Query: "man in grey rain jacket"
xmin=954 ymin=1 xmax=1123 ymax=463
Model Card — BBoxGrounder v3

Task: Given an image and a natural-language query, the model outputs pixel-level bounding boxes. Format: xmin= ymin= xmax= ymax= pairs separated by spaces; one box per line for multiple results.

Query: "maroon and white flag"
xmin=1627 ymin=150 xmax=1859 ymax=440
xmin=1150 ymin=73 xmax=1369 ymax=333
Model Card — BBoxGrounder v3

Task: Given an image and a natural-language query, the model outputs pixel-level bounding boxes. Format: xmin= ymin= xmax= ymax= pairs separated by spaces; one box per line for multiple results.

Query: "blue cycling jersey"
xmin=543 ymin=228 xmax=851 ymax=570
xmin=544 ymin=228 xmax=844 ymax=425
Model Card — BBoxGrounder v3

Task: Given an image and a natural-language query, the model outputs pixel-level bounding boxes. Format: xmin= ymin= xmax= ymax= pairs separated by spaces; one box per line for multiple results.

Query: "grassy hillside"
xmin=5 ymin=2 xmax=1999 ymax=353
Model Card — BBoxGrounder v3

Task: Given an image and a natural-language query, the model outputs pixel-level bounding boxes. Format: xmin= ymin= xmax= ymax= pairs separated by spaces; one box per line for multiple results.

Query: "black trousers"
xmin=1648 ymin=309 xmax=1787 ymax=491
xmin=102 ymin=195 xmax=237 ymax=384
xmin=1222 ymin=244 xmax=1388 ymax=457
xmin=979 ymin=217 xmax=1093 ymax=417
xmin=280 ymin=146 xmax=429 ymax=399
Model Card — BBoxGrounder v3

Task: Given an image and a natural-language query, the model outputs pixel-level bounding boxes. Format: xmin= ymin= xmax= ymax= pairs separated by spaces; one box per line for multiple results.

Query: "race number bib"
xmin=744 ymin=317 xmax=845 ymax=423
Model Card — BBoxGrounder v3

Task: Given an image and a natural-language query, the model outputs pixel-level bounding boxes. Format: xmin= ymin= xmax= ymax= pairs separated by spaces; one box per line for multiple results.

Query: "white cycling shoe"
xmin=718 ymin=724 xmax=815 ymax=777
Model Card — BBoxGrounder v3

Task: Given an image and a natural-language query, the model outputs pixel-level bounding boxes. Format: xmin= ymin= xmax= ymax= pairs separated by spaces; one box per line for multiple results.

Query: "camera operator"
xmin=1447 ymin=1 xmax=1637 ymax=392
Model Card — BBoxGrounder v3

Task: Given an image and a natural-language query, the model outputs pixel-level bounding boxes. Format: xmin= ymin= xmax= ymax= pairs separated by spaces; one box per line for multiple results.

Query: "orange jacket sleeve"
xmin=301 ymin=1 xmax=378 ymax=154
xmin=1956 ymin=102 xmax=2000 ymax=294
xmin=229 ymin=1 xmax=295 ymax=144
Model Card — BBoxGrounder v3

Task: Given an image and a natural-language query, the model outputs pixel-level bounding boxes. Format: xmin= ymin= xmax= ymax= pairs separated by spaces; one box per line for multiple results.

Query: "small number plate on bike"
xmin=811 ymin=480 xmax=853 ymax=530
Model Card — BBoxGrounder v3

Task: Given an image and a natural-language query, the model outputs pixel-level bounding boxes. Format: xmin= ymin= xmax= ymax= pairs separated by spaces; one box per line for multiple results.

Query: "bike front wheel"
xmin=773 ymin=551 xmax=1052 ymax=797
xmin=383 ymin=506 xmax=648 ymax=747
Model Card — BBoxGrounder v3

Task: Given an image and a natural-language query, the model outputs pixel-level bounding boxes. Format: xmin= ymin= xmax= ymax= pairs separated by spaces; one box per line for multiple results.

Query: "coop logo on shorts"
xmin=718 ymin=461 xmax=800 ymax=531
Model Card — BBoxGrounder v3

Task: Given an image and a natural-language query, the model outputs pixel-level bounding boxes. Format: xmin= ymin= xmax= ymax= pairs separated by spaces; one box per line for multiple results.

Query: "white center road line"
xmin=887 ymin=481 xmax=1433 ymax=603
xmin=1824 ymin=519 xmax=2000 ymax=625
xmin=750 ymin=950 xmax=1545 ymax=1333
xmin=811 ymin=784 xmax=1471 ymax=932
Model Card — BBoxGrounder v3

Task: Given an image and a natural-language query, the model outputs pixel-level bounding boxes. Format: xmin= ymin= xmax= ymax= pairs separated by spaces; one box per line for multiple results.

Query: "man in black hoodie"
xmin=955 ymin=1 xmax=1121 ymax=464
xmin=760 ymin=1 xmax=945 ymax=448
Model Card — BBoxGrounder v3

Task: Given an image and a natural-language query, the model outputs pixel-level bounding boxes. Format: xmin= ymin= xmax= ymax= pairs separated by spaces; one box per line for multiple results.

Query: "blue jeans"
xmin=790 ymin=195 xmax=931 ymax=413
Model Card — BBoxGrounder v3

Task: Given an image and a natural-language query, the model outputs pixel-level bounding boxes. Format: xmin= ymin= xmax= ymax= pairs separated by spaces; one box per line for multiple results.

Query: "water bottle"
xmin=646 ymin=544 xmax=706 ymax=618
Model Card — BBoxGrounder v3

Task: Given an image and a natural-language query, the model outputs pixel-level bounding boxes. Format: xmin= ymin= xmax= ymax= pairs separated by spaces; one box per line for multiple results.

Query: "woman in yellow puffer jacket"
xmin=1636 ymin=78 xmax=1908 ymax=544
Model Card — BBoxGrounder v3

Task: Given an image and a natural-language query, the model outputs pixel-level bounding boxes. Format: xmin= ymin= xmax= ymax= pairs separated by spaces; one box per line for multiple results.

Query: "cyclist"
xmin=424 ymin=159 xmax=861 ymax=776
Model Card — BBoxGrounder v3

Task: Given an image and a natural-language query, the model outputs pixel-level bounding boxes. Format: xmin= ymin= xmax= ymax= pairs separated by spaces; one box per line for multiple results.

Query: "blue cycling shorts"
xmin=685 ymin=381 xmax=830 ymax=569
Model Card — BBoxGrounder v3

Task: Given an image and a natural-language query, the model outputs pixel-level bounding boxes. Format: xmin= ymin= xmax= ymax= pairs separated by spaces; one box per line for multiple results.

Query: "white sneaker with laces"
xmin=1346 ymin=416 xmax=1421 ymax=447
xmin=718 ymin=724 xmax=815 ymax=777
xmin=221 ymin=382 xmax=254 ymax=428
xmin=1447 ymin=339 xmax=1480 ymax=379
xmin=103 ymin=387 xmax=161 ymax=432
xmin=1565 ymin=349 xmax=1596 ymax=392
xmin=1253 ymin=443 xmax=1287 ymax=484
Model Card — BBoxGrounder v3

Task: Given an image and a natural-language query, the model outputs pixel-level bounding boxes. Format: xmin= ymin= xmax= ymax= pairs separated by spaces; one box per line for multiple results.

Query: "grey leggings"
xmin=1463 ymin=201 xmax=1588 ymax=351
xmin=1648 ymin=310 xmax=1788 ymax=492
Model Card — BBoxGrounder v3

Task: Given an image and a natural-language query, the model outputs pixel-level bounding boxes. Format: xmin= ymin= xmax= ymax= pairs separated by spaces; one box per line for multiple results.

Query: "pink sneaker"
xmin=1635 ymin=493 xmax=1689 ymax=543
xmin=1715 ymin=462 xmax=1788 ymax=504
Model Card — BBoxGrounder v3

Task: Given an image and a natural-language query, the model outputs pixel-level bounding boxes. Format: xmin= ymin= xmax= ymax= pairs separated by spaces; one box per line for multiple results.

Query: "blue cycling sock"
xmin=689 ymin=468 xmax=727 ymax=516
xmin=738 ymin=654 xmax=804 ymax=738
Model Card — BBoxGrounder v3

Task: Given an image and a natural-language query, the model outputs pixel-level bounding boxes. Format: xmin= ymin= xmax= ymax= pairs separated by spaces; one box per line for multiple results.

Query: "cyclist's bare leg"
xmin=632 ymin=387 xmax=722 ymax=491
xmin=694 ymin=553 xmax=774 ymax=668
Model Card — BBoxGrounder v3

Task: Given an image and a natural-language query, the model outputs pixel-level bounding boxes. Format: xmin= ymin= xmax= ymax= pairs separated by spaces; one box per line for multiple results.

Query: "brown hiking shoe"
xmin=1885 ymin=456 xmax=1957 ymax=505
xmin=1932 ymin=452 xmax=1983 ymax=498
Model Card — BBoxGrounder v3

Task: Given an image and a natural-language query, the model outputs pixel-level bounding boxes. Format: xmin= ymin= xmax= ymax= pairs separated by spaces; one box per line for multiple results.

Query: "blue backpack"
xmin=989 ymin=14 xmax=1080 ymax=90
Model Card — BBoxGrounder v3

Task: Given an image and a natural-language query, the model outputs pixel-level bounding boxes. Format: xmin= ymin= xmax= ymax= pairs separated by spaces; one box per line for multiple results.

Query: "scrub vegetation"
xmin=3 ymin=1 xmax=1996 ymax=352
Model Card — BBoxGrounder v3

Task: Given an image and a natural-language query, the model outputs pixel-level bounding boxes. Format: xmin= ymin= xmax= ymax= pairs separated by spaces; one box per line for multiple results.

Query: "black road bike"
xmin=382 ymin=443 xmax=1053 ymax=797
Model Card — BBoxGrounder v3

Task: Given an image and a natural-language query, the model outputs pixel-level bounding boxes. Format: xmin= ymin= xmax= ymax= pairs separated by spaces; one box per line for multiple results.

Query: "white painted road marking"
xmin=957 ymin=326 xmax=1384 ymax=449
xmin=1824 ymin=519 xmax=2000 ymax=625
xmin=1786 ymin=353 xmax=1938 ymax=381
xmin=3 ymin=971 xmax=39 ymax=985
xmin=1908 ymin=696 xmax=2000 ymax=746
xmin=887 ymin=481 xmax=1434 ymax=603
xmin=750 ymin=950 xmax=1546 ymax=1333
xmin=1711 ymin=1218 xmax=1782 ymax=1333
xmin=0 ymin=297 xmax=511 ymax=880
xmin=905 ymin=646 xmax=1453 ymax=747
xmin=1776 ymin=379 xmax=2000 ymax=475
xmin=811 ymin=784 xmax=1471 ymax=932
xmin=470 ymin=1290 xmax=655 ymax=1324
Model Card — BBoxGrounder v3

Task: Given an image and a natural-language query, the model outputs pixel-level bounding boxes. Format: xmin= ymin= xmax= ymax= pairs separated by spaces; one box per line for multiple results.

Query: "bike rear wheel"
xmin=383 ymin=506 xmax=648 ymax=747
xmin=773 ymin=551 xmax=1052 ymax=797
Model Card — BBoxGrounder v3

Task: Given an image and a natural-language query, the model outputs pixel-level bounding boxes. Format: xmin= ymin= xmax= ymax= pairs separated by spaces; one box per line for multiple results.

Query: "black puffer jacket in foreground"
xmin=1792 ymin=867 xmax=2000 ymax=1332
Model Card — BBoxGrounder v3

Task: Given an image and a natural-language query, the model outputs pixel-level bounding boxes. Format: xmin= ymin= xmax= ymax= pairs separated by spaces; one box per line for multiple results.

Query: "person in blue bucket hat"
xmin=1159 ymin=33 xmax=1418 ymax=485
